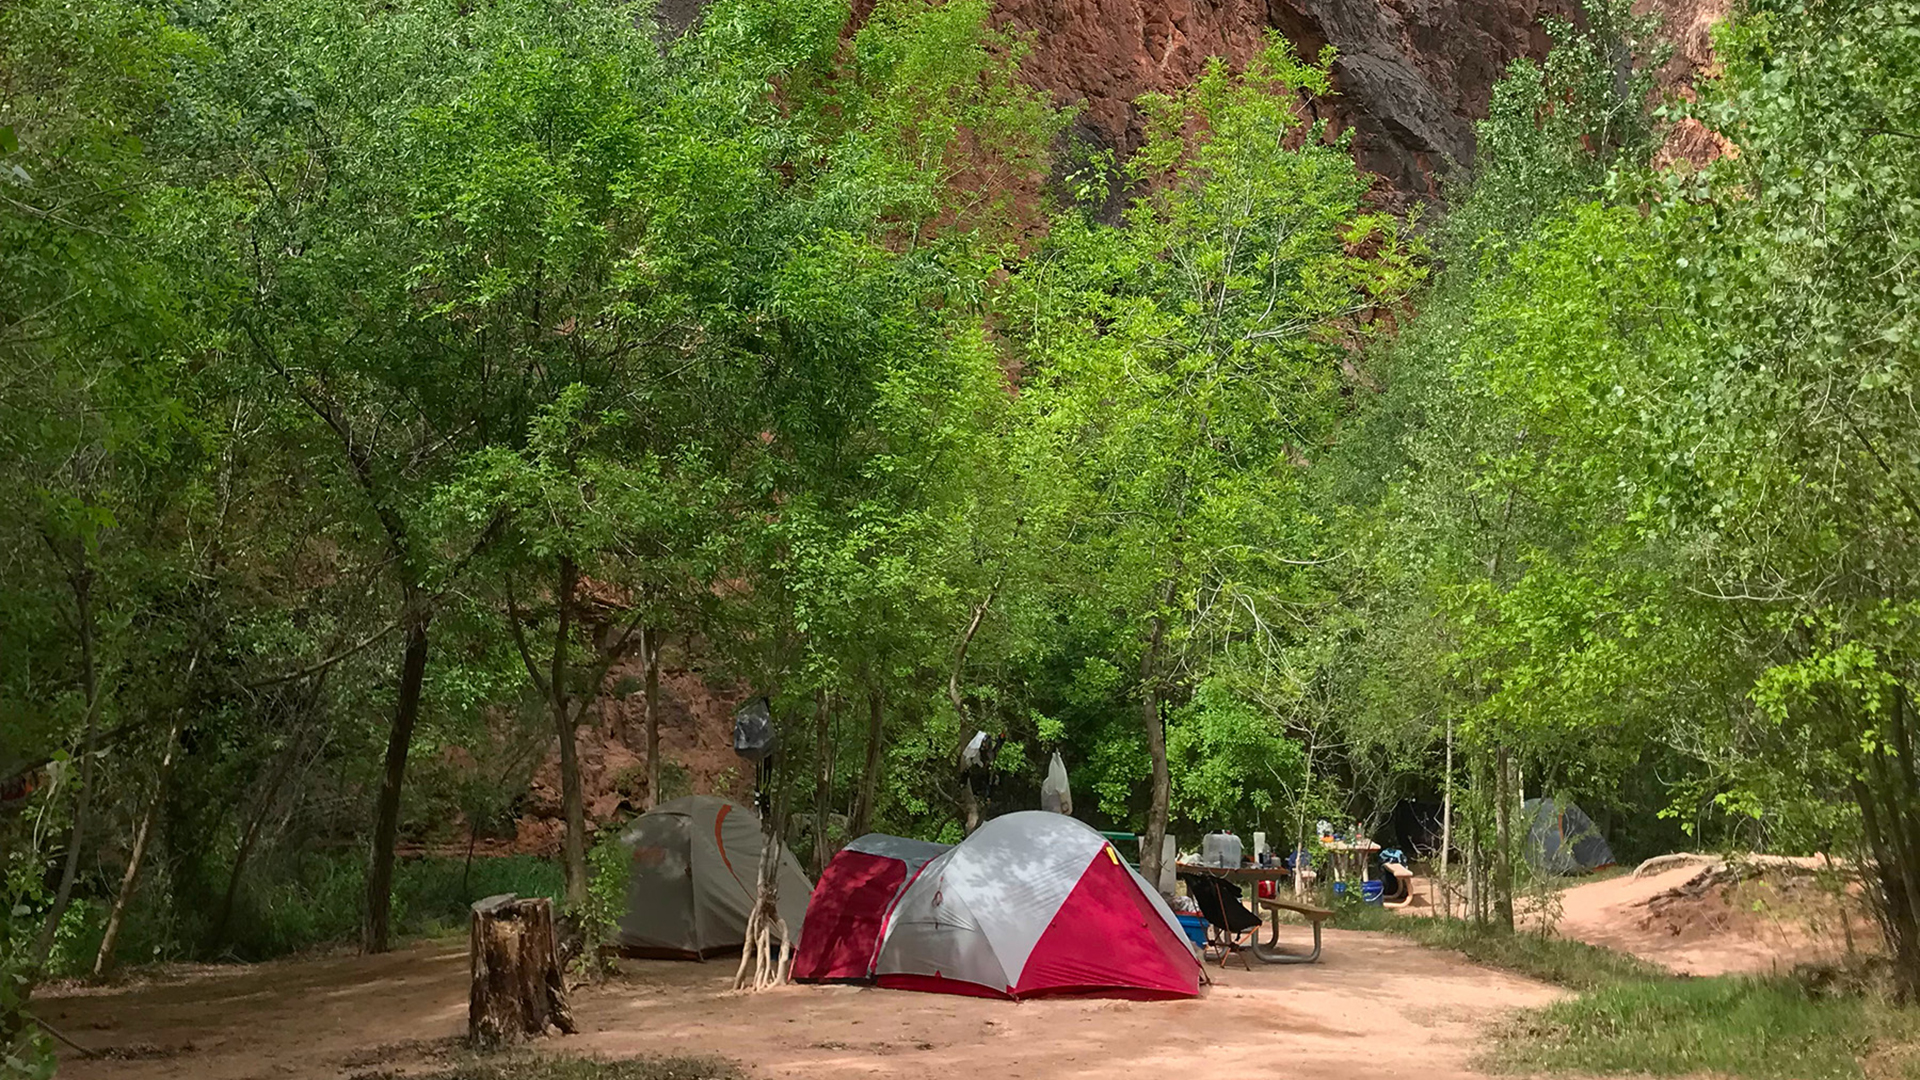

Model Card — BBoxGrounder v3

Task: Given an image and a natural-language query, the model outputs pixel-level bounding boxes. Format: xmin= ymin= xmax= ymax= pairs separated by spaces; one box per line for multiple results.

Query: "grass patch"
xmin=1324 ymin=902 xmax=1918 ymax=1078
xmin=408 ymin=1055 xmax=743 ymax=1080
xmin=1395 ymin=918 xmax=1664 ymax=991
xmin=1494 ymin=978 xmax=1912 ymax=1080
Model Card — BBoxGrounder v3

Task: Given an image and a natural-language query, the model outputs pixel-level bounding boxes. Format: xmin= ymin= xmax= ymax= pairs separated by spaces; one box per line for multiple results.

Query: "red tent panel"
xmin=874 ymin=972 xmax=1013 ymax=999
xmin=1014 ymin=847 xmax=1201 ymax=1000
xmin=792 ymin=851 xmax=907 ymax=982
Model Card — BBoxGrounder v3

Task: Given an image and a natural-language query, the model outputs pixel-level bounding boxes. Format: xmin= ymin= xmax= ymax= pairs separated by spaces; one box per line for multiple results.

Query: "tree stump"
xmin=468 ymin=894 xmax=577 ymax=1049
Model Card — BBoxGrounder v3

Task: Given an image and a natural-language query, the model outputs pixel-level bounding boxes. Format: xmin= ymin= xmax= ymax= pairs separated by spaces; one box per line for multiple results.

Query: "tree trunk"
xmin=34 ymin=562 xmax=101 ymax=971
xmin=1440 ymin=716 xmax=1455 ymax=920
xmin=550 ymin=557 xmax=589 ymax=912
xmin=468 ymin=894 xmax=575 ymax=1048
xmin=1467 ymin=754 xmax=1486 ymax=926
xmin=94 ymin=702 xmax=188 ymax=976
xmin=1139 ymin=611 xmax=1170 ymax=892
xmin=214 ymin=724 xmax=308 ymax=947
xmin=1492 ymin=745 xmax=1516 ymax=932
xmin=642 ymin=627 xmax=661 ymax=809
xmin=1850 ymin=771 xmax=1917 ymax=1002
xmin=1293 ymin=728 xmax=1317 ymax=898
xmin=365 ymin=609 xmax=430 ymax=954
xmin=851 ymin=686 xmax=884 ymax=839
xmin=948 ymin=590 xmax=995 ymax=835
xmin=812 ymin=688 xmax=835 ymax=877
xmin=734 ymin=762 xmax=792 ymax=991
xmin=1878 ymin=684 xmax=1920 ymax=1002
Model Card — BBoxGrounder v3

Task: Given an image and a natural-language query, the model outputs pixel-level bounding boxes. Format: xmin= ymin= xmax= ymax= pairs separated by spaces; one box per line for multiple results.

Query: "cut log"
xmin=468 ymin=893 xmax=577 ymax=1049
xmin=1632 ymin=853 xmax=1716 ymax=880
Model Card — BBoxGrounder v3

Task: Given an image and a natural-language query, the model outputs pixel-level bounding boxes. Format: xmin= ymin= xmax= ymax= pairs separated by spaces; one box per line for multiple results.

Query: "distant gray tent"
xmin=1519 ymin=797 xmax=1616 ymax=875
xmin=614 ymin=795 xmax=812 ymax=958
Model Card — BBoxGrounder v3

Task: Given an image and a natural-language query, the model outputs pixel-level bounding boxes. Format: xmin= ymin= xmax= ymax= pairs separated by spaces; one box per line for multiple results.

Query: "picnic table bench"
xmin=1252 ymin=896 xmax=1331 ymax=964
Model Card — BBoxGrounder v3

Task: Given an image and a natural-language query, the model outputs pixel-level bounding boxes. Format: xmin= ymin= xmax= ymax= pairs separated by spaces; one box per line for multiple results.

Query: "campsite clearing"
xmin=41 ymin=930 xmax=1560 ymax=1080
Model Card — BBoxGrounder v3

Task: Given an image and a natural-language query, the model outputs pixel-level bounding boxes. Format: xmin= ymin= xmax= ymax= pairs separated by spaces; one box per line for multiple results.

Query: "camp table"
xmin=1318 ymin=838 xmax=1381 ymax=885
xmin=1173 ymin=862 xmax=1321 ymax=965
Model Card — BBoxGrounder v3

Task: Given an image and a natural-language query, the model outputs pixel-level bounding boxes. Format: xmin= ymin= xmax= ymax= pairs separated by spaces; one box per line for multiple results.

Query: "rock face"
xmin=991 ymin=0 xmax=1569 ymax=199
xmin=665 ymin=0 xmax=1729 ymax=198
xmin=516 ymin=638 xmax=754 ymax=855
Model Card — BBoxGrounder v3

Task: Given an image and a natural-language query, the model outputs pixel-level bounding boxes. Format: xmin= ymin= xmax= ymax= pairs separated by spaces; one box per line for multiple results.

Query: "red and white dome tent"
xmin=804 ymin=811 xmax=1201 ymax=1000
xmin=791 ymin=833 xmax=951 ymax=983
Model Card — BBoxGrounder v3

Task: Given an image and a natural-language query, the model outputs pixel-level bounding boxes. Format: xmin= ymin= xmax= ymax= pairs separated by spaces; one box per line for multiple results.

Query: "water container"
xmin=1175 ymin=913 xmax=1209 ymax=948
xmin=1362 ymin=880 xmax=1385 ymax=904
xmin=1202 ymin=832 xmax=1243 ymax=868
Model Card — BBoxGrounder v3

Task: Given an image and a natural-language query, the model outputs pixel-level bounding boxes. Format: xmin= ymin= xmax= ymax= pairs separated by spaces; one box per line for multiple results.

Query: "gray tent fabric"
xmin=874 ymin=811 xmax=1198 ymax=997
xmin=615 ymin=795 xmax=812 ymax=957
xmin=842 ymin=833 xmax=951 ymax=864
xmin=1520 ymin=797 xmax=1616 ymax=874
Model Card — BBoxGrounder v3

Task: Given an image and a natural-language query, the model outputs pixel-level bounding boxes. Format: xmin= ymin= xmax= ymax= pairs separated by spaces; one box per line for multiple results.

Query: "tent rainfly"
xmin=1519 ymin=797 xmax=1616 ymax=875
xmin=792 ymin=833 xmax=951 ymax=983
xmin=614 ymin=795 xmax=812 ymax=958
xmin=872 ymin=811 xmax=1201 ymax=1000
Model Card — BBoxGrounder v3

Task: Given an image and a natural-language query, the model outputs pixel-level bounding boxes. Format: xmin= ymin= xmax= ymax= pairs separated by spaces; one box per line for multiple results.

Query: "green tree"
xmin=1011 ymin=38 xmax=1419 ymax=884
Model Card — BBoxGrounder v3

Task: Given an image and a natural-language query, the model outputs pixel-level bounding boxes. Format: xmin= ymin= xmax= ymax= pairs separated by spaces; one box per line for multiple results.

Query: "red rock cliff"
xmin=984 ymin=0 xmax=1571 ymax=199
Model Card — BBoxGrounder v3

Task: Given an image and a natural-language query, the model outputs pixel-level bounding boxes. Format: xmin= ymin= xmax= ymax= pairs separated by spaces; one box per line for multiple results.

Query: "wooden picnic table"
xmin=1319 ymin=838 xmax=1381 ymax=883
xmin=1174 ymin=863 xmax=1327 ymax=965
xmin=1254 ymin=897 xmax=1331 ymax=964
xmin=1172 ymin=861 xmax=1291 ymax=882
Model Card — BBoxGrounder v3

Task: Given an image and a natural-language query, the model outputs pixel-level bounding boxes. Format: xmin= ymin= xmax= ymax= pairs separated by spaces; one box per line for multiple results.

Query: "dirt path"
xmin=42 ymin=931 xmax=1561 ymax=1080
xmin=1548 ymin=862 xmax=1869 ymax=976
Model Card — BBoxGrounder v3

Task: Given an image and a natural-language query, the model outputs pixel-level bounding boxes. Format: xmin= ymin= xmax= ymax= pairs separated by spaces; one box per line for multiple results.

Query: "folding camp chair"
xmin=1178 ymin=872 xmax=1263 ymax=970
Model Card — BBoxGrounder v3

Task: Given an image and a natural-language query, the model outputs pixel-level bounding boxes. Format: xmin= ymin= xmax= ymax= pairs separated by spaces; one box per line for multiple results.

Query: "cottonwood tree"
xmin=1009 ymin=39 xmax=1418 ymax=885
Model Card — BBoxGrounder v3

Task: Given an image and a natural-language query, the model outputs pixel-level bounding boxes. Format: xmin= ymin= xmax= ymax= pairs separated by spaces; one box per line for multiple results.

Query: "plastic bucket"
xmin=1361 ymin=880 xmax=1385 ymax=904
xmin=1331 ymin=881 xmax=1347 ymax=897
xmin=1175 ymin=913 xmax=1209 ymax=948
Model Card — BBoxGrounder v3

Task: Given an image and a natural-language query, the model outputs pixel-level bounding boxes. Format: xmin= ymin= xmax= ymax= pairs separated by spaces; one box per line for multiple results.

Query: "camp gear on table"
xmin=1201 ymin=832 xmax=1243 ymax=868
xmin=613 ymin=795 xmax=811 ymax=959
xmin=1319 ymin=837 xmax=1382 ymax=883
xmin=874 ymin=811 xmax=1200 ymax=1000
xmin=792 ymin=834 xmax=950 ymax=983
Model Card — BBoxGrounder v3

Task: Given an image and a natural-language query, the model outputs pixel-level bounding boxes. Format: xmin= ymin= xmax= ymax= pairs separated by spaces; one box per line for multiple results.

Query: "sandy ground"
xmin=1382 ymin=857 xmax=1870 ymax=978
xmin=41 ymin=931 xmax=1561 ymax=1080
xmin=1545 ymin=862 xmax=1870 ymax=977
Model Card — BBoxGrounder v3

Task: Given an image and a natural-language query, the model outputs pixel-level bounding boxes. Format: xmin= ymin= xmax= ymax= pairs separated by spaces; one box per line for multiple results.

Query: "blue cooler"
xmin=1176 ymin=913 xmax=1209 ymax=948
xmin=1361 ymin=880 xmax=1385 ymax=904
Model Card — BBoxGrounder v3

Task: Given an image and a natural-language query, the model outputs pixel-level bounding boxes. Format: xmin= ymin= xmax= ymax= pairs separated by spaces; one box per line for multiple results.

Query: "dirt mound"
xmin=1552 ymin=857 xmax=1877 ymax=976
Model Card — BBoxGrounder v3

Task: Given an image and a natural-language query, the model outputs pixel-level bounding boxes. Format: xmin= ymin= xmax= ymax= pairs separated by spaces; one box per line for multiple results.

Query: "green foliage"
xmin=8 ymin=0 xmax=1918 ymax=1012
xmin=1493 ymin=978 xmax=1908 ymax=1079
xmin=574 ymin=831 xmax=629 ymax=977
xmin=1166 ymin=681 xmax=1305 ymax=835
